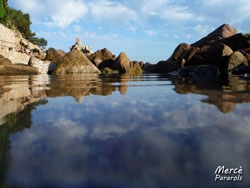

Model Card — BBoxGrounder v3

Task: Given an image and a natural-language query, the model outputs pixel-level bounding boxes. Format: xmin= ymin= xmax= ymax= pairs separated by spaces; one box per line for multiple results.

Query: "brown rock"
xmin=192 ymin=24 xmax=238 ymax=47
xmin=54 ymin=49 xmax=101 ymax=75
xmin=0 ymin=55 xmax=12 ymax=65
xmin=114 ymin=52 xmax=131 ymax=73
xmin=228 ymin=51 xmax=248 ymax=71
xmin=88 ymin=48 xmax=116 ymax=70
xmin=46 ymin=48 xmax=66 ymax=64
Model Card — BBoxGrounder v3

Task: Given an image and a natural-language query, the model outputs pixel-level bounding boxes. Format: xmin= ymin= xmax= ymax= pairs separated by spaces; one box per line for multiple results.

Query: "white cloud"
xmin=12 ymin=0 xmax=88 ymax=27
xmin=88 ymin=0 xmax=137 ymax=25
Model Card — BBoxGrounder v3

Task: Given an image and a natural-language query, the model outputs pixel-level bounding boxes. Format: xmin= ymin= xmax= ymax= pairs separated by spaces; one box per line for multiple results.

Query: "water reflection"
xmin=0 ymin=74 xmax=250 ymax=187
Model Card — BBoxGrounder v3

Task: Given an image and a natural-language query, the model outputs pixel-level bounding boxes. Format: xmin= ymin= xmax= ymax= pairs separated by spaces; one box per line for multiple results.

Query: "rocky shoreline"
xmin=0 ymin=23 xmax=250 ymax=81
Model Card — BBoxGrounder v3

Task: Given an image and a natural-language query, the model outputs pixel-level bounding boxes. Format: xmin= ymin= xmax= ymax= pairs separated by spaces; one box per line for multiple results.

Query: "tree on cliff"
xmin=0 ymin=1 xmax=47 ymax=48
xmin=0 ymin=0 xmax=5 ymax=19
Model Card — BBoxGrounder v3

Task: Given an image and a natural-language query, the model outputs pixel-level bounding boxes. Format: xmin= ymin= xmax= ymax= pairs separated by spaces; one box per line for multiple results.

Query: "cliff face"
xmin=0 ymin=23 xmax=44 ymax=65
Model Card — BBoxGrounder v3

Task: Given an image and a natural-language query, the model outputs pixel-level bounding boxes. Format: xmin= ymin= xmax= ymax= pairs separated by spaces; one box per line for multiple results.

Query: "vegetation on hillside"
xmin=0 ymin=0 xmax=47 ymax=49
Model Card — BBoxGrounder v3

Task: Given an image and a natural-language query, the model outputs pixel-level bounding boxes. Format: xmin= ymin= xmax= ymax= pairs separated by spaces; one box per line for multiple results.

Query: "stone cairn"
xmin=70 ymin=38 xmax=93 ymax=56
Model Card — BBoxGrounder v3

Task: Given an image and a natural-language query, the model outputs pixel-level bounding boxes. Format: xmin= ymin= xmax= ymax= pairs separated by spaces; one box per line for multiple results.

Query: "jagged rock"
xmin=70 ymin=38 xmax=93 ymax=56
xmin=143 ymin=62 xmax=155 ymax=72
xmin=29 ymin=57 xmax=57 ymax=74
xmin=0 ymin=65 xmax=39 ymax=75
xmin=192 ymin=24 xmax=238 ymax=47
xmin=88 ymin=48 xmax=116 ymax=70
xmin=46 ymin=48 xmax=65 ymax=64
xmin=54 ymin=49 xmax=101 ymax=75
xmin=0 ymin=55 xmax=12 ymax=65
xmin=228 ymin=51 xmax=248 ymax=71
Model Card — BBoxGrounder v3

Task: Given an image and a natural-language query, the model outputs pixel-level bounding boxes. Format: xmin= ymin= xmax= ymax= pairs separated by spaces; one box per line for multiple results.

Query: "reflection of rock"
xmin=171 ymin=76 xmax=250 ymax=113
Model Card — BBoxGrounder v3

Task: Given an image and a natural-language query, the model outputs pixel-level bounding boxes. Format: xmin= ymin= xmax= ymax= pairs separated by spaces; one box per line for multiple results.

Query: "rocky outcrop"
xmin=54 ymin=49 xmax=101 ymax=75
xmin=45 ymin=48 xmax=65 ymax=64
xmin=29 ymin=57 xmax=57 ymax=74
xmin=0 ymin=55 xmax=12 ymax=65
xmin=88 ymin=48 xmax=116 ymax=70
xmin=152 ymin=24 xmax=250 ymax=79
xmin=192 ymin=24 xmax=237 ymax=47
xmin=70 ymin=38 xmax=93 ymax=56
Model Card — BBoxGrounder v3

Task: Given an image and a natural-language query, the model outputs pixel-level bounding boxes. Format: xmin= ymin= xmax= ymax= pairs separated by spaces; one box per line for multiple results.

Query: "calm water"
xmin=1 ymin=74 xmax=250 ymax=188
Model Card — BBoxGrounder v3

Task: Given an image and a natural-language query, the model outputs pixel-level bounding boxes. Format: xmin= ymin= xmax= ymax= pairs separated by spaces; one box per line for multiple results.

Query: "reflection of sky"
xmin=6 ymin=82 xmax=250 ymax=187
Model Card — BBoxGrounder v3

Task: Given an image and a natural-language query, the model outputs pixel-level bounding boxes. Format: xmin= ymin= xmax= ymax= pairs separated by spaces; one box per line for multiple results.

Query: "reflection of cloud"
xmin=53 ymin=119 xmax=88 ymax=138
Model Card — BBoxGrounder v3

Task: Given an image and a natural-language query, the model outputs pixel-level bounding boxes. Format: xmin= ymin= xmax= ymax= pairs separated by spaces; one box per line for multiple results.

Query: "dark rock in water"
xmin=192 ymin=24 xmax=237 ymax=47
xmin=54 ymin=49 xmax=101 ymax=75
xmin=46 ymin=48 xmax=65 ymax=64
xmin=152 ymin=43 xmax=191 ymax=73
xmin=143 ymin=62 xmax=155 ymax=72
xmin=177 ymin=65 xmax=220 ymax=81
xmin=232 ymin=66 xmax=250 ymax=75
xmin=0 ymin=55 xmax=12 ymax=65
xmin=228 ymin=51 xmax=248 ymax=71
xmin=88 ymin=48 xmax=116 ymax=69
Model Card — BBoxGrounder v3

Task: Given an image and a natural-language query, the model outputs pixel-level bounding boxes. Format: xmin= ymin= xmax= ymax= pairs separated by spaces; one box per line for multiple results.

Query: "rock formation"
xmin=70 ymin=38 xmax=93 ymax=56
xmin=152 ymin=24 xmax=250 ymax=79
xmin=88 ymin=48 xmax=116 ymax=70
xmin=45 ymin=48 xmax=65 ymax=64
xmin=54 ymin=49 xmax=101 ymax=75
xmin=191 ymin=24 xmax=237 ymax=47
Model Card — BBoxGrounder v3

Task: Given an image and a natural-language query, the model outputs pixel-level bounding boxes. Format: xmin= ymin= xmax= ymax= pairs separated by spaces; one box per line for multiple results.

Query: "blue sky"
xmin=9 ymin=0 xmax=250 ymax=64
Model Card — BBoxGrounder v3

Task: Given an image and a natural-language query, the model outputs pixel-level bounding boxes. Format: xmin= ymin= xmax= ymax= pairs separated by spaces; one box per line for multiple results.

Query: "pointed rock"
xmin=54 ymin=49 xmax=101 ymax=75
xmin=192 ymin=24 xmax=238 ymax=47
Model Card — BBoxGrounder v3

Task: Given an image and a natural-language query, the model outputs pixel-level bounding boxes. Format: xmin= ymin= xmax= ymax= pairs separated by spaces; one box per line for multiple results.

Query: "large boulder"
xmin=228 ymin=51 xmax=248 ymax=71
xmin=0 ymin=55 xmax=12 ymax=65
xmin=29 ymin=57 xmax=57 ymax=74
xmin=54 ymin=49 xmax=101 ymax=75
xmin=113 ymin=52 xmax=131 ymax=73
xmin=0 ymin=65 xmax=39 ymax=75
xmin=188 ymin=43 xmax=233 ymax=66
xmin=192 ymin=24 xmax=238 ymax=47
xmin=46 ymin=48 xmax=65 ymax=64
xmin=88 ymin=48 xmax=116 ymax=70
xmin=130 ymin=61 xmax=143 ymax=74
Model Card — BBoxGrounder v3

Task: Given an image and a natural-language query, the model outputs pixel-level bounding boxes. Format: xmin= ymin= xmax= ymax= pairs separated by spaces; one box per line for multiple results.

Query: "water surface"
xmin=0 ymin=74 xmax=250 ymax=188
